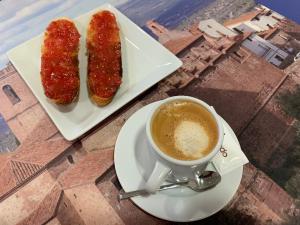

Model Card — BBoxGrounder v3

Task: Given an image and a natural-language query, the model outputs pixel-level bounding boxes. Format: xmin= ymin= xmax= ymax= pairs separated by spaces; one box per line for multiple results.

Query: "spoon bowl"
xmin=184 ymin=171 xmax=221 ymax=192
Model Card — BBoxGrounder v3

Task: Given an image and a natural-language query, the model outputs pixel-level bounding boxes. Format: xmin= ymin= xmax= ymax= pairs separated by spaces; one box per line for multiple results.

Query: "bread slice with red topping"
xmin=87 ymin=11 xmax=122 ymax=106
xmin=41 ymin=18 xmax=80 ymax=105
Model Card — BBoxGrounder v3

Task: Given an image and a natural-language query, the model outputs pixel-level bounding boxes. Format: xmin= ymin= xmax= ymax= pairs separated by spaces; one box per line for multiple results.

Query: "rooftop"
xmin=199 ymin=19 xmax=237 ymax=38
xmin=224 ymin=10 xmax=262 ymax=27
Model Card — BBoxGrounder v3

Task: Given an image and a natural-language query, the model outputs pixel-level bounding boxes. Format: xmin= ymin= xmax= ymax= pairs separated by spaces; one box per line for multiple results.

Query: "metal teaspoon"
xmin=118 ymin=171 xmax=221 ymax=200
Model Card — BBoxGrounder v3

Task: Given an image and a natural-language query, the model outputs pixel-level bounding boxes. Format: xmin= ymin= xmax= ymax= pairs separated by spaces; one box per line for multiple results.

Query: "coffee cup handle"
xmin=144 ymin=161 xmax=171 ymax=193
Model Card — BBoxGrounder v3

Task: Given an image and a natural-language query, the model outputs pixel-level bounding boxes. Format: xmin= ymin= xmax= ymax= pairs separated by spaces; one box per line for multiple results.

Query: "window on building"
xmin=233 ymin=27 xmax=243 ymax=34
xmin=274 ymin=55 xmax=284 ymax=62
xmin=205 ymin=56 xmax=211 ymax=63
xmin=233 ymin=51 xmax=242 ymax=58
xmin=265 ymin=11 xmax=272 ymax=16
xmin=2 ymin=85 xmax=20 ymax=105
xmin=218 ymin=45 xmax=224 ymax=51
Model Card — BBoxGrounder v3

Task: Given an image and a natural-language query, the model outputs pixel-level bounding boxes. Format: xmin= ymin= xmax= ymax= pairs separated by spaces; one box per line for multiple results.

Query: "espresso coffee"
xmin=151 ymin=100 xmax=218 ymax=161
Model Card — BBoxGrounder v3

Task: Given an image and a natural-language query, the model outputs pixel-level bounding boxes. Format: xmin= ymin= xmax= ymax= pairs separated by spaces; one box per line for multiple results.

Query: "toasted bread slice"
xmin=41 ymin=18 xmax=80 ymax=105
xmin=87 ymin=11 xmax=122 ymax=106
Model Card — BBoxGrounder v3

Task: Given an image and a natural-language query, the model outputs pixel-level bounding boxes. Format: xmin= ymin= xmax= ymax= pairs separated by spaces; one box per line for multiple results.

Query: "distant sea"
xmin=155 ymin=0 xmax=214 ymax=29
xmin=118 ymin=0 xmax=215 ymax=37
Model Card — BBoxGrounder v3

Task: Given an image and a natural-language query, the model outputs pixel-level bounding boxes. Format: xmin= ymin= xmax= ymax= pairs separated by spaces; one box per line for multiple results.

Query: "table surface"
xmin=0 ymin=1 xmax=300 ymax=224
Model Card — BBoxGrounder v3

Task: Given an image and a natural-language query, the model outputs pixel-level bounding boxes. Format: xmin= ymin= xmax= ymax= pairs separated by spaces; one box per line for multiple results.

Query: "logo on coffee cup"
xmin=220 ymin=148 xmax=228 ymax=157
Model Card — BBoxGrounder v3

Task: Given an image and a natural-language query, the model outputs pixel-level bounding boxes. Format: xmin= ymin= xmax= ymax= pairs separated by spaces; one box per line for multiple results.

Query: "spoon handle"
xmin=118 ymin=182 xmax=186 ymax=200
xmin=118 ymin=189 xmax=148 ymax=200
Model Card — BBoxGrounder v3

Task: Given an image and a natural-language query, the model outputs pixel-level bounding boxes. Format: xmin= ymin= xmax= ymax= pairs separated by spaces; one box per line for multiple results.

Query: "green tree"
xmin=276 ymin=87 xmax=300 ymax=224
xmin=277 ymin=85 xmax=300 ymax=120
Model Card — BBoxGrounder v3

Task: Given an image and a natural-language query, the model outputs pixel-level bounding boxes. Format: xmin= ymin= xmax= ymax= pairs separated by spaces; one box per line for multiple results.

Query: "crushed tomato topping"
xmin=41 ymin=19 xmax=80 ymax=103
xmin=88 ymin=11 xmax=122 ymax=98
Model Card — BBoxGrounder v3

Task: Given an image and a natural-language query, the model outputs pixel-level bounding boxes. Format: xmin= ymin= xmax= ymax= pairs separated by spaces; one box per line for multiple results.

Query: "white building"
xmin=232 ymin=23 xmax=257 ymax=33
xmin=222 ymin=7 xmax=289 ymax=67
xmin=257 ymin=5 xmax=285 ymax=20
xmin=251 ymin=15 xmax=280 ymax=31
xmin=242 ymin=34 xmax=289 ymax=67
xmin=224 ymin=7 xmax=285 ymax=33
xmin=197 ymin=17 xmax=289 ymax=68
xmin=198 ymin=19 xmax=237 ymax=38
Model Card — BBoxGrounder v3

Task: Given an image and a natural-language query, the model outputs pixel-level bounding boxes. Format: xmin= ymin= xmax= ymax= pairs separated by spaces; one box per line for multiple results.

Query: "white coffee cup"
xmin=145 ymin=96 xmax=224 ymax=192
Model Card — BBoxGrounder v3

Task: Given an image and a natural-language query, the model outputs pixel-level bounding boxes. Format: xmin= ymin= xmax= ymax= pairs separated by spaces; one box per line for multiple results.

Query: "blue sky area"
xmin=257 ymin=0 xmax=300 ymax=24
xmin=0 ymin=0 xmax=215 ymax=69
xmin=0 ymin=0 xmax=125 ymax=69
xmin=0 ymin=0 xmax=299 ymax=69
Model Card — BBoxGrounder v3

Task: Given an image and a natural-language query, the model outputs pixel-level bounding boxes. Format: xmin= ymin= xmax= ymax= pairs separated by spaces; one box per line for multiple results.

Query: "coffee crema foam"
xmin=151 ymin=100 xmax=218 ymax=161
xmin=174 ymin=120 xmax=209 ymax=158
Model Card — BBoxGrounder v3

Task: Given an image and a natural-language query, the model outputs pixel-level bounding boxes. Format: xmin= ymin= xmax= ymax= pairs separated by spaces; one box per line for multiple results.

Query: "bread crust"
xmin=90 ymin=94 xmax=113 ymax=106
xmin=87 ymin=11 xmax=122 ymax=106
xmin=87 ymin=75 xmax=113 ymax=106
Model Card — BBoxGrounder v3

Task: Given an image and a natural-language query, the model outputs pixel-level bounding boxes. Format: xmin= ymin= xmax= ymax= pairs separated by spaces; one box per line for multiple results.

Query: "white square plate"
xmin=7 ymin=4 xmax=182 ymax=141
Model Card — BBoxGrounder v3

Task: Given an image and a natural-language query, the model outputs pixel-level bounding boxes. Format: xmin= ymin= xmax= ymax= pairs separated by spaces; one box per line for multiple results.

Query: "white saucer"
xmin=114 ymin=102 xmax=243 ymax=222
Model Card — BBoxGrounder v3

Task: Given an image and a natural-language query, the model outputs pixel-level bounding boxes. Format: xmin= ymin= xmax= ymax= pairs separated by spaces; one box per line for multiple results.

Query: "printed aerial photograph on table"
xmin=0 ymin=0 xmax=300 ymax=224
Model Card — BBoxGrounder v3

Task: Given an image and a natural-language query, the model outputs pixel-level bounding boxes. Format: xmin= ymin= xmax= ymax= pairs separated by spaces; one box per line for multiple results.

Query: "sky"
xmin=0 ymin=0 xmax=128 ymax=69
xmin=257 ymin=0 xmax=300 ymax=24
xmin=0 ymin=115 xmax=9 ymax=135
xmin=0 ymin=0 xmax=215 ymax=69
xmin=0 ymin=0 xmax=299 ymax=69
